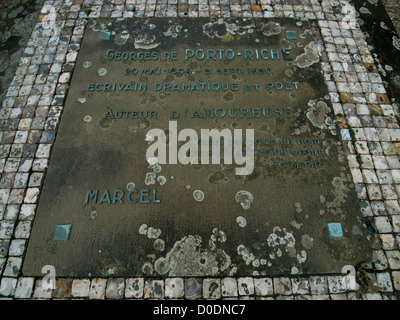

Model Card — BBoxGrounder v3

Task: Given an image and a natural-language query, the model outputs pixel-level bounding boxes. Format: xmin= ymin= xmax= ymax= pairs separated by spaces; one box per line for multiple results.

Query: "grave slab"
xmin=23 ymin=18 xmax=371 ymax=277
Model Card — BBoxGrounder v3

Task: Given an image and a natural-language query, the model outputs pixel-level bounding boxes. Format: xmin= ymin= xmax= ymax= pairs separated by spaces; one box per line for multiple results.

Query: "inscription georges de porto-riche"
xmin=88 ymin=47 xmax=297 ymax=93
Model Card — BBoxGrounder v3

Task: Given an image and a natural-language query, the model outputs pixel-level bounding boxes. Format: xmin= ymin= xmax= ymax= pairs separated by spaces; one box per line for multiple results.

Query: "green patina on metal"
xmin=53 ymin=224 xmax=72 ymax=241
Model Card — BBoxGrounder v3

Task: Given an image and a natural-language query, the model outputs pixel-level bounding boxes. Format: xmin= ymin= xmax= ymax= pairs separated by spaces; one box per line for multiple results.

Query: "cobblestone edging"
xmin=2 ymin=275 xmax=392 ymax=300
xmin=0 ymin=0 xmax=399 ymax=300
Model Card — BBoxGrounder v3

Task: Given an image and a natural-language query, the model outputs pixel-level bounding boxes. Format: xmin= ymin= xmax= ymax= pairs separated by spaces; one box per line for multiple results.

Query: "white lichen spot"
xmin=301 ymin=234 xmax=314 ymax=249
xmin=236 ymin=216 xmax=247 ymax=228
xmin=261 ymin=22 xmax=282 ymax=36
xmin=295 ymin=202 xmax=303 ymax=213
xmin=153 ymin=239 xmax=165 ymax=251
xmin=134 ymin=34 xmax=160 ymax=49
xmin=147 ymin=157 xmax=161 ymax=173
xmin=235 ymin=190 xmax=253 ymax=210
xmin=193 ymin=190 xmax=205 ymax=202
xmin=229 ymin=266 xmax=238 ymax=276
xmin=203 ymin=20 xmax=236 ymax=39
xmin=154 ymin=257 xmax=170 ymax=275
xmin=325 ymin=175 xmax=350 ymax=211
xmin=269 ymin=252 xmax=275 ymax=260
xmin=83 ymin=115 xmax=92 ymax=123
xmin=267 ymin=226 xmax=296 ymax=248
xmin=211 ymin=228 xmax=227 ymax=243
xmin=142 ymin=262 xmax=154 ymax=275
xmin=98 ymin=68 xmax=107 ymax=76
xmin=83 ymin=61 xmax=91 ymax=68
xmin=378 ymin=63 xmax=387 ymax=77
xmin=237 ymin=244 xmax=256 ymax=265
xmin=163 ymin=24 xmax=182 ymax=38
xmin=107 ymin=267 xmax=116 ymax=275
xmin=211 ymin=267 xmax=219 ymax=275
xmin=145 ymin=172 xmax=156 ymax=185
xmin=252 ymin=259 xmax=260 ymax=267
xmin=114 ymin=31 xmax=130 ymax=45
xmin=297 ymin=250 xmax=307 ymax=263
xmin=306 ymin=99 xmax=335 ymax=133
xmin=208 ymin=239 xmax=216 ymax=251
xmin=145 ymin=134 xmax=154 ymax=144
xmin=294 ymin=41 xmax=319 ymax=68
xmin=157 ymin=176 xmax=166 ymax=185
xmin=359 ymin=7 xmax=372 ymax=14
xmin=139 ymin=224 xmax=148 ymax=235
xmin=290 ymin=220 xmax=303 ymax=229
xmin=147 ymin=226 xmax=161 ymax=239
xmin=153 ymin=164 xmax=161 ymax=173
xmin=260 ymin=259 xmax=267 ymax=265
xmin=126 ymin=182 xmax=135 ymax=191
xmin=385 ymin=64 xmax=393 ymax=72
xmin=147 ymin=157 xmax=158 ymax=167
xmin=380 ymin=21 xmax=388 ymax=30
xmin=285 ymin=69 xmax=294 ymax=77
xmin=78 ymin=98 xmax=86 ymax=103
xmin=393 ymin=36 xmax=400 ymax=51
xmin=291 ymin=266 xmax=299 ymax=274
xmin=161 ymin=235 xmax=231 ymax=276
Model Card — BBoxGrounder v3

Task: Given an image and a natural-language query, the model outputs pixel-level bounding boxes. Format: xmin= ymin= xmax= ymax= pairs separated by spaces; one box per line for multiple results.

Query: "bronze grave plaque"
xmin=23 ymin=18 xmax=371 ymax=277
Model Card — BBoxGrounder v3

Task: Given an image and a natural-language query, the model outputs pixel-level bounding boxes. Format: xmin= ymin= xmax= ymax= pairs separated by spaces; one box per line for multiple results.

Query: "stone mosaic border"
xmin=0 ymin=0 xmax=399 ymax=300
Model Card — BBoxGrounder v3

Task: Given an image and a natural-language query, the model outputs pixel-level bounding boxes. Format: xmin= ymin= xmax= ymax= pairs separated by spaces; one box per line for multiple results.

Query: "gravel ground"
xmin=383 ymin=0 xmax=400 ymax=36
xmin=0 ymin=1 xmax=44 ymax=105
